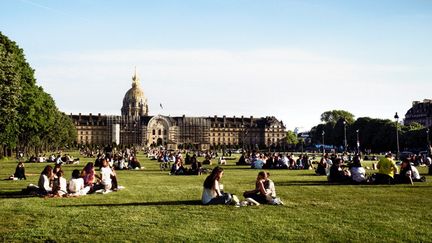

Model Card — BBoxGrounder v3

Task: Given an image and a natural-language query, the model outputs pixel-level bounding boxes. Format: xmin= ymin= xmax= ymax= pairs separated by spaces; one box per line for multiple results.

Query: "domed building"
xmin=70 ymin=70 xmax=287 ymax=150
xmin=121 ymin=70 xmax=148 ymax=117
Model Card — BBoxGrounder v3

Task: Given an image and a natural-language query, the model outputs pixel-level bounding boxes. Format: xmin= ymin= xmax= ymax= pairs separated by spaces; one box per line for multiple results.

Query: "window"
xmin=158 ymin=129 xmax=161 ymax=135
xmin=152 ymin=129 xmax=155 ymax=135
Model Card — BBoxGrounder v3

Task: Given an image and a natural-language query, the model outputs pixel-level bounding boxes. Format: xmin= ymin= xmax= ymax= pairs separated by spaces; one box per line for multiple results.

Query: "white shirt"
xmin=407 ymin=166 xmax=421 ymax=180
xmin=38 ymin=174 xmax=52 ymax=192
xmin=202 ymin=180 xmax=220 ymax=204
xmin=100 ymin=167 xmax=113 ymax=185
xmin=58 ymin=177 xmax=67 ymax=195
xmin=68 ymin=178 xmax=84 ymax=193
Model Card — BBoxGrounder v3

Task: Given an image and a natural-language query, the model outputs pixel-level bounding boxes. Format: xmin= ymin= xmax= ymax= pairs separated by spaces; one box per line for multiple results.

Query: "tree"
xmin=0 ymin=32 xmax=76 ymax=156
xmin=0 ymin=33 xmax=23 ymax=151
xmin=285 ymin=130 xmax=299 ymax=145
xmin=320 ymin=110 xmax=355 ymax=124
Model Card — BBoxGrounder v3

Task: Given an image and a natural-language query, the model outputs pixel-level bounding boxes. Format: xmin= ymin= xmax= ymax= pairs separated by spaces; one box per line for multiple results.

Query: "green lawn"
xmin=0 ymin=152 xmax=431 ymax=242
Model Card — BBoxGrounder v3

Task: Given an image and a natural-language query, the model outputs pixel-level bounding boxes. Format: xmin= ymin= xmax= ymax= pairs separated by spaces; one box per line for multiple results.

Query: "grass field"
xmin=0 ymin=152 xmax=431 ymax=242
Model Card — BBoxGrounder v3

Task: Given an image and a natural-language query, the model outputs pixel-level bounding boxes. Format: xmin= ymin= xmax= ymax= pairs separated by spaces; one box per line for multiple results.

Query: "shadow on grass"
xmin=0 ymin=191 xmax=35 ymax=199
xmin=275 ymin=181 xmax=341 ymax=186
xmin=59 ymin=200 xmax=203 ymax=207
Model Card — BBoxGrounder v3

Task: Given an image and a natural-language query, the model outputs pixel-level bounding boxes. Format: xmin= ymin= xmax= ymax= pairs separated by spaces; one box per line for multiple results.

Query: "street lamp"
xmin=343 ymin=120 xmax=347 ymax=153
xmin=394 ymin=112 xmax=400 ymax=160
xmin=427 ymin=128 xmax=430 ymax=155
xmin=356 ymin=129 xmax=360 ymax=154
xmin=321 ymin=131 xmax=325 ymax=154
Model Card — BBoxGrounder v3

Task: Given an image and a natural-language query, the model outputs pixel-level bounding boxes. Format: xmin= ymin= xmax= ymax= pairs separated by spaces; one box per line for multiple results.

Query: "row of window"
xmin=152 ymin=129 xmax=167 ymax=135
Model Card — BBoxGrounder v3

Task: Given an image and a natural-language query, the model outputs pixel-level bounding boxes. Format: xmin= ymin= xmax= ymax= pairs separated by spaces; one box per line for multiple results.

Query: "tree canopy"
xmin=320 ymin=110 xmax=355 ymax=124
xmin=0 ymin=32 xmax=76 ymax=156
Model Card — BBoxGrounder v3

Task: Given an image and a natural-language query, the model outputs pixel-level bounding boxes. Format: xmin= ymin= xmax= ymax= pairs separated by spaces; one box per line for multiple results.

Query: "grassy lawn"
xmin=0 ymin=152 xmax=431 ymax=242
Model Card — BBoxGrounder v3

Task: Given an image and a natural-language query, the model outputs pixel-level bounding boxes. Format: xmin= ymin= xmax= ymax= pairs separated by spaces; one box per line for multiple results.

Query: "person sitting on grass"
xmin=100 ymin=159 xmax=117 ymax=193
xmin=170 ymin=160 xmax=186 ymax=175
xmin=328 ymin=158 xmax=351 ymax=183
xmin=395 ymin=158 xmax=425 ymax=185
xmin=373 ymin=153 xmax=398 ymax=184
xmin=9 ymin=162 xmax=26 ymax=180
xmin=236 ymin=153 xmax=247 ymax=165
xmin=38 ymin=165 xmax=53 ymax=195
xmin=349 ymin=155 xmax=367 ymax=184
xmin=202 ymin=166 xmax=238 ymax=205
xmin=52 ymin=170 xmax=67 ymax=197
xmin=68 ymin=169 xmax=90 ymax=196
xmin=243 ymin=171 xmax=283 ymax=205
xmin=81 ymin=162 xmax=99 ymax=192
xmin=315 ymin=155 xmax=328 ymax=176
xmin=189 ymin=160 xmax=202 ymax=175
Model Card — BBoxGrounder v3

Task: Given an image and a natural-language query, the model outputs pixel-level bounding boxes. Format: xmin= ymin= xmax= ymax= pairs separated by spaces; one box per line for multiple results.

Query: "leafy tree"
xmin=320 ymin=110 xmax=355 ymax=124
xmin=285 ymin=130 xmax=298 ymax=145
xmin=0 ymin=33 xmax=23 ymax=151
xmin=0 ymin=32 xmax=76 ymax=156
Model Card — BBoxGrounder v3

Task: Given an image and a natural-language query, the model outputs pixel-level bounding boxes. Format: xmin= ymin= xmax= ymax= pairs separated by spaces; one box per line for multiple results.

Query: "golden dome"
xmin=121 ymin=69 xmax=148 ymax=116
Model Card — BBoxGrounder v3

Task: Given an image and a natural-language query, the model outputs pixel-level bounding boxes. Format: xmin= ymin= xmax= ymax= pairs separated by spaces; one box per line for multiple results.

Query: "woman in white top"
xmin=68 ymin=169 xmax=90 ymax=196
xmin=100 ymin=159 xmax=116 ymax=191
xmin=202 ymin=166 xmax=235 ymax=205
xmin=349 ymin=155 xmax=366 ymax=184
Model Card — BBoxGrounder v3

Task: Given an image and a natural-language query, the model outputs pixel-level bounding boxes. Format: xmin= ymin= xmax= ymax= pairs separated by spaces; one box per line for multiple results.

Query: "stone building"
xmin=71 ymin=71 xmax=287 ymax=150
xmin=404 ymin=99 xmax=432 ymax=127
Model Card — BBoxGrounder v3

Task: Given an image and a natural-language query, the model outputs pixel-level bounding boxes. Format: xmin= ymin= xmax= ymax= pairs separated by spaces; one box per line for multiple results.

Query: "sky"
xmin=1 ymin=0 xmax=431 ymax=131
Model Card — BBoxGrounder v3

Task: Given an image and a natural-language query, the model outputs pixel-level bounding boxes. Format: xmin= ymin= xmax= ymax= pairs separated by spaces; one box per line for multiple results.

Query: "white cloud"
xmin=33 ymin=48 xmax=432 ymax=131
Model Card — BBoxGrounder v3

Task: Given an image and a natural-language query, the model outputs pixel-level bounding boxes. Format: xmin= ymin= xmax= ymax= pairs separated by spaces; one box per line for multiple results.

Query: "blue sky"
xmin=1 ymin=0 xmax=432 ymax=131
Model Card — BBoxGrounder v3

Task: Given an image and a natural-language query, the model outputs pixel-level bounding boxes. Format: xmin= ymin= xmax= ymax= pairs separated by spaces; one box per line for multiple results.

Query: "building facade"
xmin=71 ymin=71 xmax=287 ymax=150
xmin=404 ymin=99 xmax=432 ymax=127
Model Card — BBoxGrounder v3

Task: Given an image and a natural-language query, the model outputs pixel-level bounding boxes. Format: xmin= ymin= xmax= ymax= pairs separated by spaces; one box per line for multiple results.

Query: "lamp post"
xmin=394 ymin=112 xmax=400 ymax=160
xmin=356 ymin=129 xmax=360 ymax=154
xmin=321 ymin=131 xmax=325 ymax=154
xmin=343 ymin=120 xmax=347 ymax=153
xmin=427 ymin=128 xmax=430 ymax=155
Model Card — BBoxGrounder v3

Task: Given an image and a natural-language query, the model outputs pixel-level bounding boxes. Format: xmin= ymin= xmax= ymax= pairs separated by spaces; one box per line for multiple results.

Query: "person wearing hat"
xmin=374 ymin=153 xmax=398 ymax=184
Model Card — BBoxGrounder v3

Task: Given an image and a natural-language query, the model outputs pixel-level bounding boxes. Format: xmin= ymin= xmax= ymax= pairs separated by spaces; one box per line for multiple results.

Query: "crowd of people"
xmin=315 ymin=152 xmax=427 ymax=185
xmin=236 ymin=152 xmax=314 ymax=170
xmin=147 ymin=149 xmax=213 ymax=175
xmin=7 ymin=147 xmax=432 ymax=205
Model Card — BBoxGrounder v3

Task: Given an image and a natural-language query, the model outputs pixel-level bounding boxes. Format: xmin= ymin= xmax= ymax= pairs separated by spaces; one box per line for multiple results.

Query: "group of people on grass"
xmin=316 ymin=152 xmax=426 ymax=185
xmin=148 ymin=149 xmax=206 ymax=175
xmin=201 ymin=166 xmax=284 ymax=206
xmin=24 ymin=159 xmax=121 ymax=197
xmin=236 ymin=152 xmax=313 ymax=170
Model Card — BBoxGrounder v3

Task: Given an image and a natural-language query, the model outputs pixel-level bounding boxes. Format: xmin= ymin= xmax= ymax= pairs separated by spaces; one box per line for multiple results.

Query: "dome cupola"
xmin=121 ymin=68 xmax=148 ymax=116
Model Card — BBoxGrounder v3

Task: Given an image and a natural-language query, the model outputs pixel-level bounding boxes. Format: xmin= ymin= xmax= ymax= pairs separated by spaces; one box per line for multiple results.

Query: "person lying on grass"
xmin=201 ymin=166 xmax=239 ymax=205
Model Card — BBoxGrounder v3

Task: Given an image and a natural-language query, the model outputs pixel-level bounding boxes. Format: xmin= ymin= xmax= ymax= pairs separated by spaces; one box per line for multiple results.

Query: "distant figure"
xmin=13 ymin=162 xmax=26 ymax=180
xmin=218 ymin=157 xmax=226 ymax=165
xmin=236 ymin=154 xmax=247 ymax=165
